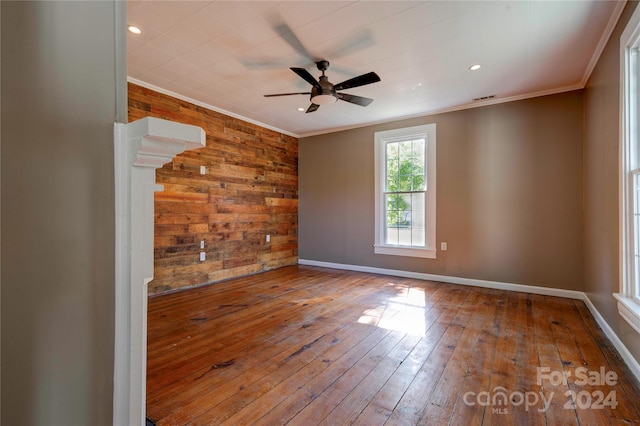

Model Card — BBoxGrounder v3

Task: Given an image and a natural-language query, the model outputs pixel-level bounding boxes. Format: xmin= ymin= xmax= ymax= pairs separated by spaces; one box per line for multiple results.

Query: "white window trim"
xmin=374 ymin=123 xmax=436 ymax=259
xmin=617 ymin=4 xmax=640 ymax=335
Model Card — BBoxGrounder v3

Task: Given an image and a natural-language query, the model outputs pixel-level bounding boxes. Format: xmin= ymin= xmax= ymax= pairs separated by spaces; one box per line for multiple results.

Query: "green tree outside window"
xmin=385 ymin=139 xmax=426 ymax=239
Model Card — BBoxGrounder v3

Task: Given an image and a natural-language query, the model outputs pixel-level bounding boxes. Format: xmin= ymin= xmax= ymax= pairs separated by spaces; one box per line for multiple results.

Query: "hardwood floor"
xmin=146 ymin=266 xmax=640 ymax=425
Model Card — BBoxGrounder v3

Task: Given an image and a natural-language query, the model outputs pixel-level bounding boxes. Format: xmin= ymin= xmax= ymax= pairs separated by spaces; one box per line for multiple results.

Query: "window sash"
xmin=632 ymin=170 xmax=640 ymax=299
xmin=630 ymin=48 xmax=640 ymax=172
xmin=624 ymin=45 xmax=640 ymax=301
xmin=384 ymin=138 xmax=426 ymax=193
xmin=383 ymin=191 xmax=426 ymax=247
xmin=383 ymin=138 xmax=427 ymax=248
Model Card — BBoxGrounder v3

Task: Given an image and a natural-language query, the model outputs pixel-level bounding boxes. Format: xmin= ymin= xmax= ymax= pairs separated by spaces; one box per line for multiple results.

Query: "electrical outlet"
xmin=200 ymin=240 xmax=205 ymax=249
xmin=199 ymin=252 xmax=206 ymax=261
xmin=266 ymin=234 xmax=270 ymax=243
xmin=200 ymin=165 xmax=206 ymax=175
xmin=441 ymin=242 xmax=447 ymax=251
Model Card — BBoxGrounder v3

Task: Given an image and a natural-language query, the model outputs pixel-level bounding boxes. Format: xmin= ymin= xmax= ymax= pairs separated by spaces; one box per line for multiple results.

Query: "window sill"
xmin=614 ymin=293 xmax=640 ymax=335
xmin=374 ymin=245 xmax=436 ymax=259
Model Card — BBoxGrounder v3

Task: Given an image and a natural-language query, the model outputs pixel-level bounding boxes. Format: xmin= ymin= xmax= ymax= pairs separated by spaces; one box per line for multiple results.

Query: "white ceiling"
xmin=127 ymin=0 xmax=625 ymax=137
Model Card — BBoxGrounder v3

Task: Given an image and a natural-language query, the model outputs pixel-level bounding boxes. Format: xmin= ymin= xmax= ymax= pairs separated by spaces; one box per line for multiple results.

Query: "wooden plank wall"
xmin=128 ymin=83 xmax=298 ymax=295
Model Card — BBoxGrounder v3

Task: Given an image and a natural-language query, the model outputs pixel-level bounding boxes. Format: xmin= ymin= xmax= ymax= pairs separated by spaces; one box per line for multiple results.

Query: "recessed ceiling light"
xmin=297 ymin=107 xmax=305 ymax=112
xmin=127 ymin=25 xmax=142 ymax=35
xmin=469 ymin=64 xmax=482 ymax=71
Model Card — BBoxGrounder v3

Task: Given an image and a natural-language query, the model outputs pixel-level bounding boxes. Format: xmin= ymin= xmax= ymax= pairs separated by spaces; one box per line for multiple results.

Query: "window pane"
xmin=411 ymin=193 xmax=425 ymax=247
xmin=385 ymin=227 xmax=397 ymax=245
xmin=386 ymin=143 xmax=399 ymax=191
xmin=398 ymin=141 xmax=412 ymax=191
xmin=411 ymin=193 xmax=425 ymax=228
xmin=412 ymin=228 xmax=425 ymax=246
xmin=386 ymin=193 xmax=399 ymax=212
xmin=633 ymin=48 xmax=640 ymax=171
xmin=412 ymin=139 xmax=426 ymax=190
xmin=635 ymin=172 xmax=640 ymax=295
xmin=385 ymin=194 xmax=400 ymax=228
xmin=384 ymin=192 xmax=425 ymax=247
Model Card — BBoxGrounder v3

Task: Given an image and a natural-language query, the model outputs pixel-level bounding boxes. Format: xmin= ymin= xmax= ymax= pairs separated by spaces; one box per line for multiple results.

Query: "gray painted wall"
xmin=1 ymin=1 xmax=122 ymax=424
xmin=584 ymin=0 xmax=640 ymax=363
xmin=300 ymin=91 xmax=584 ymax=291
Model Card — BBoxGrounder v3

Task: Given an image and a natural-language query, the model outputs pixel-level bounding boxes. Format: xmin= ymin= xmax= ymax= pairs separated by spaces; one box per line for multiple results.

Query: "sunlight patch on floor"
xmin=358 ymin=284 xmax=427 ymax=336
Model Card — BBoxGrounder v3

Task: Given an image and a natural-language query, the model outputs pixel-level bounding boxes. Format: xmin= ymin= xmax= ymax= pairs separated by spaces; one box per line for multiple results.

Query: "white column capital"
xmin=127 ymin=117 xmax=206 ymax=168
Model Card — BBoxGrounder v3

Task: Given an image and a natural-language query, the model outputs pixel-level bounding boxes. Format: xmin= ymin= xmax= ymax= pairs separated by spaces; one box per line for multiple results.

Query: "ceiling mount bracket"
xmin=316 ymin=60 xmax=330 ymax=73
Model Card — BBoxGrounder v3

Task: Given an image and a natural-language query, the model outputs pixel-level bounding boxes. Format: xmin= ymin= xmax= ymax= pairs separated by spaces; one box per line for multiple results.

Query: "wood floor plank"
xmin=217 ymin=320 xmax=381 ymax=425
xmin=174 ymin=274 xmax=410 ymax=424
xmin=509 ymin=293 xmax=545 ymax=426
xmin=188 ymin=314 xmax=386 ymax=425
xmin=548 ymin=296 xmax=613 ymax=425
xmin=248 ymin=326 xmax=393 ymax=425
xmin=572 ymin=300 xmax=640 ymax=424
xmin=319 ymin=333 xmax=422 ymax=424
xmin=384 ymin=288 xmax=478 ymax=425
xmin=152 ymin=273 xmax=397 ymax=422
xmin=531 ymin=294 xmax=580 ymax=426
xmin=145 ymin=265 xmax=640 ymax=426
xmin=148 ymin=269 xmax=334 ymax=370
xmin=360 ymin=284 xmax=471 ymax=419
xmin=149 ymin=270 xmax=366 ymax=378
xmin=286 ymin=330 xmax=407 ymax=426
xmin=420 ymin=289 xmax=500 ymax=424
xmin=478 ymin=290 xmax=519 ymax=425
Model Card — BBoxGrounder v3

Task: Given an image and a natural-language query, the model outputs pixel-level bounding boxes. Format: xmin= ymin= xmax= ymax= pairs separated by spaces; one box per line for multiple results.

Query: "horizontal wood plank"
xmin=129 ymin=83 xmax=298 ymax=295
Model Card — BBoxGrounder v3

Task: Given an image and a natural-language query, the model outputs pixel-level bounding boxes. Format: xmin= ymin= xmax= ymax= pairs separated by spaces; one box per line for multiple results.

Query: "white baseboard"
xmin=298 ymin=259 xmax=585 ymax=299
xmin=581 ymin=295 xmax=640 ymax=381
xmin=297 ymin=259 xmax=640 ymax=384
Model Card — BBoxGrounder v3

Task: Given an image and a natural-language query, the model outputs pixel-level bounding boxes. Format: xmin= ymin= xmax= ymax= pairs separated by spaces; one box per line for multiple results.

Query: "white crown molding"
xmin=298 ymin=83 xmax=585 ymax=138
xmin=581 ymin=0 xmax=628 ymax=86
xmin=129 ymin=77 xmax=587 ymax=139
xmin=298 ymin=259 xmax=640 ymax=383
xmin=127 ymin=77 xmax=297 ymax=138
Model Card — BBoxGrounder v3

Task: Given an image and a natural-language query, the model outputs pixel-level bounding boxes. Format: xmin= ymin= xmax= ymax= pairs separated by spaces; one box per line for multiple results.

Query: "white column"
xmin=113 ymin=117 xmax=205 ymax=426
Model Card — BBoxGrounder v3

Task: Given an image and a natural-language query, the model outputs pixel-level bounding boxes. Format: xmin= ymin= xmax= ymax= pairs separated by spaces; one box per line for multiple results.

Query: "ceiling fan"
xmin=264 ymin=60 xmax=381 ymax=113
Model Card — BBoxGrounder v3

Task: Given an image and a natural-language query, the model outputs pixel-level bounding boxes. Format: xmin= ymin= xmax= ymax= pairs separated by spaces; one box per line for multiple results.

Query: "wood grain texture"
xmin=146 ymin=266 xmax=640 ymax=425
xmin=128 ymin=83 xmax=298 ymax=295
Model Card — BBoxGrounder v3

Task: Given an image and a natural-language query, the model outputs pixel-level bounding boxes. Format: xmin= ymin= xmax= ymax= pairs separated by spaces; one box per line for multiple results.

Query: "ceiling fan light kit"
xmin=265 ymin=60 xmax=380 ymax=113
xmin=311 ymin=94 xmax=338 ymax=105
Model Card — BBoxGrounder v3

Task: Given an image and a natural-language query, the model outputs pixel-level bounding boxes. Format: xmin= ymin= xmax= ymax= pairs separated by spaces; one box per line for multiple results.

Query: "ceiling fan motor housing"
xmin=311 ymin=75 xmax=338 ymax=105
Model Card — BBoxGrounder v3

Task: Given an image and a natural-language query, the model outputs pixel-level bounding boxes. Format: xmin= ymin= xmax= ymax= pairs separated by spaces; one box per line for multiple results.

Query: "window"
xmin=374 ymin=124 xmax=436 ymax=258
xmin=616 ymin=5 xmax=640 ymax=334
